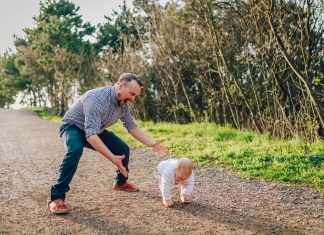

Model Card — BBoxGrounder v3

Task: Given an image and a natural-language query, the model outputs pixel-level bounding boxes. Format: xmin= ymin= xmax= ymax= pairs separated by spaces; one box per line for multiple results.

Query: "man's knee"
xmin=119 ymin=144 xmax=130 ymax=167
xmin=123 ymin=144 xmax=130 ymax=157
xmin=66 ymin=143 xmax=84 ymax=159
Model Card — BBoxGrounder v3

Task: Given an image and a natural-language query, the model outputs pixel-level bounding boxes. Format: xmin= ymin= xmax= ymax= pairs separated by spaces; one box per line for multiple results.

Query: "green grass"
xmin=33 ymin=109 xmax=324 ymax=192
xmin=32 ymin=108 xmax=62 ymax=123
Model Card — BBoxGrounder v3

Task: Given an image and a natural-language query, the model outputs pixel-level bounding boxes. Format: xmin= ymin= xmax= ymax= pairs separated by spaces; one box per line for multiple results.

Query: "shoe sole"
xmin=113 ymin=187 xmax=139 ymax=192
xmin=49 ymin=209 xmax=69 ymax=214
xmin=47 ymin=200 xmax=69 ymax=214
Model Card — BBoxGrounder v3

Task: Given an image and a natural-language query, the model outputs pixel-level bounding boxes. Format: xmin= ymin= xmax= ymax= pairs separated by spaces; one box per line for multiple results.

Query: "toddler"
xmin=154 ymin=157 xmax=194 ymax=207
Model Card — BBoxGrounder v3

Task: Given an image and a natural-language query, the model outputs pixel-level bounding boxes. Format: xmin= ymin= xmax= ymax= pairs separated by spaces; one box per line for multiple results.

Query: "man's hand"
xmin=111 ymin=155 xmax=128 ymax=177
xmin=86 ymin=135 xmax=128 ymax=177
xmin=151 ymin=140 xmax=168 ymax=153
xmin=180 ymin=195 xmax=192 ymax=204
xmin=163 ymin=199 xmax=173 ymax=208
xmin=129 ymin=128 xmax=168 ymax=154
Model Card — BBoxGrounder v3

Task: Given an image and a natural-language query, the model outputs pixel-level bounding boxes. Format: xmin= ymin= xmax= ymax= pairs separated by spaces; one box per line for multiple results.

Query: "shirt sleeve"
xmin=82 ymin=93 xmax=102 ymax=137
xmin=160 ymin=170 xmax=173 ymax=202
xmin=120 ymin=104 xmax=137 ymax=132
xmin=180 ymin=171 xmax=195 ymax=197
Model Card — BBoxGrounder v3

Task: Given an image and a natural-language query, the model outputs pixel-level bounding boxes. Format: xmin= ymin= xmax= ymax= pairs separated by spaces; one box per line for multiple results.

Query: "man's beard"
xmin=116 ymin=92 xmax=131 ymax=106
xmin=118 ymin=99 xmax=129 ymax=106
xmin=121 ymin=99 xmax=131 ymax=105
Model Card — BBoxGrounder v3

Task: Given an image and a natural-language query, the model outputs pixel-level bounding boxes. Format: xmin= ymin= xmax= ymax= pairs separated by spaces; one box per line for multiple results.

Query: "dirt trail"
xmin=0 ymin=108 xmax=323 ymax=235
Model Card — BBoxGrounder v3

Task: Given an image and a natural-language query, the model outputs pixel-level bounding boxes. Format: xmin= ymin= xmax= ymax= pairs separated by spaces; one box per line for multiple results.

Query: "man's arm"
xmin=87 ymin=135 xmax=128 ymax=177
xmin=129 ymin=127 xmax=167 ymax=153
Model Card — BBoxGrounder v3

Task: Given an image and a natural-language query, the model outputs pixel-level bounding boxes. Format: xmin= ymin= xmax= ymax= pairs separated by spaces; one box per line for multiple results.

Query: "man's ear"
xmin=116 ymin=81 xmax=123 ymax=89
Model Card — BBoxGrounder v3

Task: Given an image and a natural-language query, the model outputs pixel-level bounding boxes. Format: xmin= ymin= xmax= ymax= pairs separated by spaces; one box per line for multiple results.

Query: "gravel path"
xmin=0 ymin=108 xmax=323 ymax=235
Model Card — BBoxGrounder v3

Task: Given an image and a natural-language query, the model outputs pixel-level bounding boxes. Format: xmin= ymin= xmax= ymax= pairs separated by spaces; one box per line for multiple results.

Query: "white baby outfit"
xmin=154 ymin=158 xmax=195 ymax=202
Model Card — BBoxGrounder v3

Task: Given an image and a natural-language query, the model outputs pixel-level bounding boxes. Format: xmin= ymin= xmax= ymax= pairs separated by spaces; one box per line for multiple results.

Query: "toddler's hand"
xmin=163 ymin=200 xmax=173 ymax=207
xmin=180 ymin=195 xmax=192 ymax=204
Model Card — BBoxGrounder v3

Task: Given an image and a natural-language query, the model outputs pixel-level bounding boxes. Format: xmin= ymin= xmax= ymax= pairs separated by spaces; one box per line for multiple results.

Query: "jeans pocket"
xmin=59 ymin=123 xmax=72 ymax=138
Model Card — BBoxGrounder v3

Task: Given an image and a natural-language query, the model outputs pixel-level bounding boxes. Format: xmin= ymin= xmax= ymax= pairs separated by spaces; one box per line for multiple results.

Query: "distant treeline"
xmin=0 ymin=0 xmax=323 ymax=141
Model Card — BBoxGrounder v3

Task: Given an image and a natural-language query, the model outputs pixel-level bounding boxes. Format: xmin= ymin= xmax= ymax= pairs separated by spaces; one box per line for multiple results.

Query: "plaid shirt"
xmin=62 ymin=86 xmax=137 ymax=137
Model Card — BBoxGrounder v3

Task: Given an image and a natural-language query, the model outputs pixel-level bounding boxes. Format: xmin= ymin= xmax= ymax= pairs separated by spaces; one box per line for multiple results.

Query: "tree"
xmin=13 ymin=0 xmax=97 ymax=115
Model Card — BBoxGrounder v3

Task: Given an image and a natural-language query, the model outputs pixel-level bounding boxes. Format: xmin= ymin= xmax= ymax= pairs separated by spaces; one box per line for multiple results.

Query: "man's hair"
xmin=118 ymin=73 xmax=144 ymax=88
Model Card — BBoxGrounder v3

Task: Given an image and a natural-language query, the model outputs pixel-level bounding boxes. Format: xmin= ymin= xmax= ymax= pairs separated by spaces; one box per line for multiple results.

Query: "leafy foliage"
xmin=0 ymin=0 xmax=323 ymax=141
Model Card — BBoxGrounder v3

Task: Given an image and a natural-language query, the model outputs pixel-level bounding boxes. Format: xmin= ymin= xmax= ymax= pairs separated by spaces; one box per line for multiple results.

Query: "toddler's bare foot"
xmin=163 ymin=200 xmax=173 ymax=207
xmin=180 ymin=196 xmax=192 ymax=204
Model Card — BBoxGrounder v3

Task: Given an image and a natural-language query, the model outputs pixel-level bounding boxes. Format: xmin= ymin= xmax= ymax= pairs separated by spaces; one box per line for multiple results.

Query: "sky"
xmin=0 ymin=0 xmax=133 ymax=55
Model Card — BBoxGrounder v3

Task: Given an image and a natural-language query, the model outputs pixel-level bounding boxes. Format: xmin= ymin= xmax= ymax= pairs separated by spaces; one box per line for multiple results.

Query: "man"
xmin=47 ymin=73 xmax=166 ymax=214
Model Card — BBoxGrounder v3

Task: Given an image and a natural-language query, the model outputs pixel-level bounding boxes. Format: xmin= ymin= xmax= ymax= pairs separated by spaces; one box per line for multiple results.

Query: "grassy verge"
xmin=32 ymin=108 xmax=62 ymax=123
xmin=32 ymin=108 xmax=324 ymax=191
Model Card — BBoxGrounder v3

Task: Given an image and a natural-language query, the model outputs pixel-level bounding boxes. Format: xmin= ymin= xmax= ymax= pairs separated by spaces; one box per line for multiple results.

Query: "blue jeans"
xmin=50 ymin=124 xmax=130 ymax=200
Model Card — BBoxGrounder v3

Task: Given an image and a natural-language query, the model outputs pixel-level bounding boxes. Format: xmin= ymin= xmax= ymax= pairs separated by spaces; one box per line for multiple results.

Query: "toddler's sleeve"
xmin=160 ymin=171 xmax=173 ymax=202
xmin=180 ymin=171 xmax=195 ymax=197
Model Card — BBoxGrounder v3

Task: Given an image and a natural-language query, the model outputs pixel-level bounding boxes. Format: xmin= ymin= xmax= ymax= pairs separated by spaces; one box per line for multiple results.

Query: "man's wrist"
xmin=147 ymin=141 xmax=156 ymax=147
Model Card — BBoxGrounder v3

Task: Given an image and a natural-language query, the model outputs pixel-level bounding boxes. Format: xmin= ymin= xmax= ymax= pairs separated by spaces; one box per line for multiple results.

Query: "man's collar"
xmin=111 ymin=86 xmax=120 ymax=107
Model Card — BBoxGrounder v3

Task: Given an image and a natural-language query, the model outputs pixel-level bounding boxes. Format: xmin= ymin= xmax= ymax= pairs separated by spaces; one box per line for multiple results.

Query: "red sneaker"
xmin=112 ymin=182 xmax=139 ymax=191
xmin=47 ymin=199 xmax=69 ymax=214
